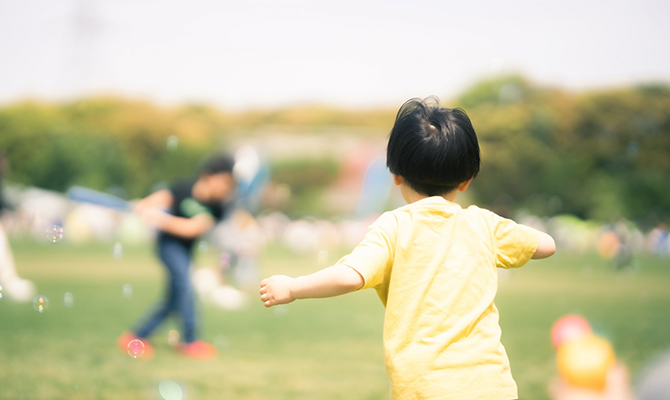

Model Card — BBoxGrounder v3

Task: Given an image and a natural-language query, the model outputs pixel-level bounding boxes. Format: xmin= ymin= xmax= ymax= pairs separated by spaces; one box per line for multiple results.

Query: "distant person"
xmin=636 ymin=349 xmax=670 ymax=400
xmin=0 ymin=149 xmax=36 ymax=302
xmin=260 ymin=97 xmax=556 ymax=399
xmin=118 ymin=153 xmax=236 ymax=359
xmin=550 ymin=352 xmax=670 ymax=400
xmin=646 ymin=223 xmax=669 ymax=256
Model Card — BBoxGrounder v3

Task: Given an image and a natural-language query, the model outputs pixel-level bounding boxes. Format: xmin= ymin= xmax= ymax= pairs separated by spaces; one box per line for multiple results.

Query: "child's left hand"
xmin=260 ymin=276 xmax=295 ymax=307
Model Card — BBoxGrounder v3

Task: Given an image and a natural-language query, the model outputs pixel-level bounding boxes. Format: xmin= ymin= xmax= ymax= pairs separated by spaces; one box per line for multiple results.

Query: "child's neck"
xmin=402 ymin=185 xmax=458 ymax=204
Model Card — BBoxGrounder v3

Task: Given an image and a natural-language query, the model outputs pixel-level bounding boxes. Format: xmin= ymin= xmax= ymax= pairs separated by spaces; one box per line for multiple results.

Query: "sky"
xmin=0 ymin=0 xmax=669 ymax=109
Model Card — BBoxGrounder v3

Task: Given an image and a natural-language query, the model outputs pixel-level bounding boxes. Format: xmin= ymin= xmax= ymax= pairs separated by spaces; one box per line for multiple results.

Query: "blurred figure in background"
xmin=550 ymin=363 xmax=636 ymax=400
xmin=117 ymin=153 xmax=236 ymax=360
xmin=191 ymin=209 xmax=263 ymax=311
xmin=636 ymin=350 xmax=670 ymax=400
xmin=0 ymin=149 xmax=36 ymax=302
xmin=191 ymin=146 xmax=268 ymax=311
xmin=646 ymin=223 xmax=669 ymax=257
xmin=596 ymin=223 xmax=639 ymax=271
xmin=551 ymin=354 xmax=670 ymax=400
xmin=222 ymin=209 xmax=264 ymax=291
xmin=233 ymin=145 xmax=270 ymax=215
xmin=228 ymin=145 xmax=268 ymax=290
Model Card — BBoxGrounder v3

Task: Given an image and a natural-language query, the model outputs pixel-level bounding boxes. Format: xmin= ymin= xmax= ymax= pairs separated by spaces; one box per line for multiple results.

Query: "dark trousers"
xmin=134 ymin=236 xmax=197 ymax=343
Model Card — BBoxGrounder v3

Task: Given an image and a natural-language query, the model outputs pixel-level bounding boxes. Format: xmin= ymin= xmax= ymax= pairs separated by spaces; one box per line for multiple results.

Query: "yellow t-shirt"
xmin=337 ymin=196 xmax=539 ymax=400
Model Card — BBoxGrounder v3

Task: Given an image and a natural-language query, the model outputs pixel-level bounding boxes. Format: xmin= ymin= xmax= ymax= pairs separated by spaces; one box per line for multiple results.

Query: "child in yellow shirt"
xmin=260 ymin=97 xmax=556 ymax=399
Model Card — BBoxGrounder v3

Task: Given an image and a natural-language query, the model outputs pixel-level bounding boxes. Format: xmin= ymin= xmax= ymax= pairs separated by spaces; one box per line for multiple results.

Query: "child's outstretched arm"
xmin=138 ymin=208 xmax=215 ymax=239
xmin=260 ymin=265 xmax=364 ymax=307
xmin=532 ymin=231 xmax=556 ymax=259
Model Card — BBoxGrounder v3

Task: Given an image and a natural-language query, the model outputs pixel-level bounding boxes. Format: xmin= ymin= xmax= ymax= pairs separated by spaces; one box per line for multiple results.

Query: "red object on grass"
xmin=177 ymin=340 xmax=218 ymax=360
xmin=551 ymin=314 xmax=592 ymax=349
xmin=117 ymin=331 xmax=155 ymax=359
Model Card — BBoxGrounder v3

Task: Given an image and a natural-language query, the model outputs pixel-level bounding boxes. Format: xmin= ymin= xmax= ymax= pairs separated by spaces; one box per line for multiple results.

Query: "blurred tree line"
xmin=457 ymin=76 xmax=670 ymax=227
xmin=0 ymin=76 xmax=668 ymax=225
xmin=0 ymin=99 xmax=226 ymax=198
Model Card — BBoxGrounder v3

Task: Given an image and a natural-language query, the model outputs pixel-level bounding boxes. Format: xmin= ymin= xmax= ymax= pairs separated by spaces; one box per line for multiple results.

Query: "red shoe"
xmin=177 ymin=340 xmax=218 ymax=360
xmin=117 ymin=331 xmax=154 ymax=359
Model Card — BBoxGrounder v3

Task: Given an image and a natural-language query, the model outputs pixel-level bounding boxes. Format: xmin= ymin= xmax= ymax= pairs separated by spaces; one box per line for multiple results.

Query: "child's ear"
xmin=392 ymin=174 xmax=404 ymax=186
xmin=457 ymin=178 xmax=473 ymax=192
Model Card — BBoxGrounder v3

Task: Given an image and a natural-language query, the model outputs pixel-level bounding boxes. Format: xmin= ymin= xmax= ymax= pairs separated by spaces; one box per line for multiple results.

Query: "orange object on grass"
xmin=557 ymin=335 xmax=616 ymax=391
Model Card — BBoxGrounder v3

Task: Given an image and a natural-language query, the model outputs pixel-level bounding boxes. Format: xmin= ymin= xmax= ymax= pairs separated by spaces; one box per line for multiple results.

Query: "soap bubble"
xmin=33 ymin=295 xmax=49 ymax=313
xmin=122 ymin=284 xmax=133 ymax=299
xmin=499 ymin=83 xmax=523 ymax=103
xmin=219 ymin=252 xmax=231 ymax=270
xmin=158 ymin=379 xmax=185 ymax=400
xmin=317 ymin=250 xmax=329 ymax=268
xmin=626 ymin=141 xmax=640 ymax=159
xmin=63 ymin=292 xmax=74 ymax=308
xmin=0 ymin=285 xmax=3 ymax=301
xmin=274 ymin=305 xmax=288 ymax=317
xmin=639 ymin=290 xmax=650 ymax=302
xmin=127 ymin=339 xmax=145 ymax=358
xmin=46 ymin=225 xmax=64 ymax=242
xmin=214 ymin=335 xmax=231 ymax=352
xmin=197 ymin=241 xmax=209 ymax=254
xmin=166 ymin=136 xmax=179 ymax=152
xmin=113 ymin=242 xmax=123 ymax=260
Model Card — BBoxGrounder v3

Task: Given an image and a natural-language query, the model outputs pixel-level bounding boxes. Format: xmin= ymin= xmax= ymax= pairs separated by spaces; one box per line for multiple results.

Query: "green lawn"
xmin=1 ymin=240 xmax=669 ymax=400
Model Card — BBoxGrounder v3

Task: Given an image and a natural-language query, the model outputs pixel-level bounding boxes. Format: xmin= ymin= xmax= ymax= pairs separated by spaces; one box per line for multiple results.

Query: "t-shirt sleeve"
xmin=179 ymin=197 xmax=215 ymax=219
xmin=335 ymin=213 xmax=395 ymax=290
xmin=490 ymin=212 xmax=540 ymax=269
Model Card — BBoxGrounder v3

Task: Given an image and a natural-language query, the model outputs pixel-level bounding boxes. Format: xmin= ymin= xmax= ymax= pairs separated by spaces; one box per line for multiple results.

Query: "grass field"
xmin=1 ymin=239 xmax=669 ymax=400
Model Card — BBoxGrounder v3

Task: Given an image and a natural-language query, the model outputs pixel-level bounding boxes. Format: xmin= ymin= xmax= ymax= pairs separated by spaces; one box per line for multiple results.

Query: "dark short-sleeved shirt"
xmin=159 ymin=179 xmax=226 ymax=250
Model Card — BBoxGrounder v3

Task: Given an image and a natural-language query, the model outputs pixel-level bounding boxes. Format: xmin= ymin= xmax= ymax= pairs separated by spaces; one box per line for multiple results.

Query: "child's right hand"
xmin=260 ymin=275 xmax=295 ymax=307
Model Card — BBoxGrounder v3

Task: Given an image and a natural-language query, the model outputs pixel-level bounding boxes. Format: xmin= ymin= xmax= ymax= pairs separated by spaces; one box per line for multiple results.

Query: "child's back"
xmin=338 ymin=196 xmax=539 ymax=399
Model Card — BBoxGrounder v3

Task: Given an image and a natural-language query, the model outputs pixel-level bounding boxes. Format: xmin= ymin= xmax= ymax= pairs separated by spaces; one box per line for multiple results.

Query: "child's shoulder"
xmin=378 ymin=198 xmax=493 ymax=229
xmin=392 ymin=197 xmax=492 ymax=216
xmin=462 ymin=203 xmax=493 ymax=216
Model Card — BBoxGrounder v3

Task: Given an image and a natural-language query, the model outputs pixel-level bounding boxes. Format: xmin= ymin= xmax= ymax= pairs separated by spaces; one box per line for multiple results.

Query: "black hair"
xmin=199 ymin=153 xmax=235 ymax=176
xmin=386 ymin=96 xmax=480 ymax=196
